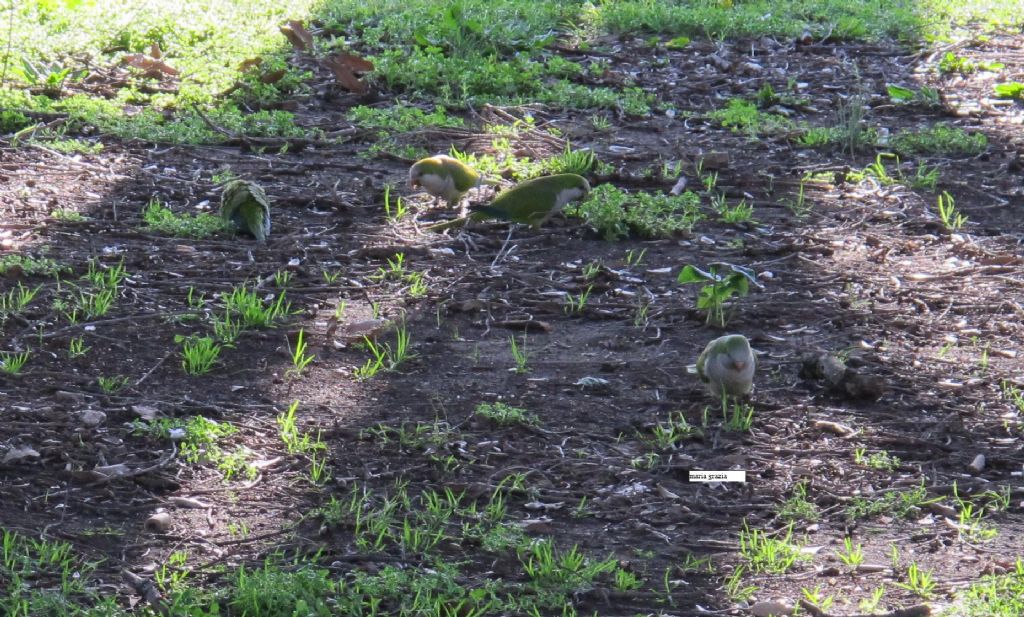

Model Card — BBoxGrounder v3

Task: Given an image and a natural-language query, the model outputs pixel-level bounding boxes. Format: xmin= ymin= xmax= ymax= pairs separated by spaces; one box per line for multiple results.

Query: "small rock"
xmin=94 ymin=464 xmax=129 ymax=479
xmin=55 ymin=390 xmax=86 ymax=405
xmin=750 ymin=599 xmax=793 ymax=616
xmin=145 ymin=512 xmax=173 ymax=533
xmin=967 ymin=454 xmax=986 ymax=474
xmin=131 ymin=404 xmax=160 ymax=420
xmin=77 ymin=409 xmax=107 ymax=427
xmin=2 ymin=445 xmax=40 ymax=464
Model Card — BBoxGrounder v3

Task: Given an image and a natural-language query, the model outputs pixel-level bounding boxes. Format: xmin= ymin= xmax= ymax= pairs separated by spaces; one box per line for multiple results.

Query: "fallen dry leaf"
xmin=259 ymin=69 xmax=287 ymax=84
xmin=280 ymin=20 xmax=313 ymax=50
xmin=122 ymin=53 xmax=179 ymax=78
xmin=238 ymin=57 xmax=263 ymax=72
xmin=322 ymin=53 xmax=374 ymax=93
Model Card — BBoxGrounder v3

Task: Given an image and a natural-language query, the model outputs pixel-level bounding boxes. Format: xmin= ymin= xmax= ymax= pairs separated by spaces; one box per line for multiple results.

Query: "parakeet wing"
xmin=220 ymin=180 xmax=271 ymax=243
xmin=439 ymin=156 xmax=481 ymax=192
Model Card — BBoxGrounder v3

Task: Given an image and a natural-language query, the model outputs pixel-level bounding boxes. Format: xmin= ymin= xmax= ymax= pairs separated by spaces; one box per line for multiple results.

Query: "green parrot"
xmin=425 ymin=174 xmax=591 ymax=232
xmin=220 ymin=179 xmax=271 ymax=243
xmin=696 ymin=334 xmax=756 ymax=398
xmin=409 ymin=154 xmax=482 ymax=208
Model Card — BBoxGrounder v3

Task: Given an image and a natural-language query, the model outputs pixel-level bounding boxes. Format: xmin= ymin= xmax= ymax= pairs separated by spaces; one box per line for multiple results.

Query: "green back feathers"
xmin=469 ymin=174 xmax=590 ymax=227
xmin=220 ymin=180 xmax=271 ymax=243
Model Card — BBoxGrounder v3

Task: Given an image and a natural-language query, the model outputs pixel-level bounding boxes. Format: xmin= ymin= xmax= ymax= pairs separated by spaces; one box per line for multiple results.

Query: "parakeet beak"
xmin=731 ymin=360 xmax=747 ymax=371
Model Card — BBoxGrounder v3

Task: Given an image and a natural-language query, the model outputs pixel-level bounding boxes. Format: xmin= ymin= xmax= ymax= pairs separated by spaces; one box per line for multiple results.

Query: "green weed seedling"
xmin=67 ymin=336 xmax=90 ymax=359
xmin=801 ymin=585 xmax=835 ymax=612
xmin=97 ymin=374 xmax=128 ymax=394
xmin=0 ymin=282 xmax=41 ymax=316
xmin=936 ymin=190 xmax=967 ymax=232
xmin=221 ymin=283 xmax=292 ymax=329
xmin=859 ymin=585 xmax=887 ymax=613
xmin=939 ymin=52 xmax=1003 ymax=74
xmin=278 ymin=401 xmax=327 ymax=456
xmin=995 ymin=82 xmax=1024 ymax=99
xmin=894 ymin=562 xmax=935 ymax=599
xmin=286 ymin=328 xmax=315 ymax=378
xmin=383 ymin=184 xmax=409 ymax=223
xmin=354 ymin=323 xmax=413 ymax=380
xmin=650 ymin=411 xmax=701 ymax=449
xmin=273 ymin=269 xmax=292 ymax=288
xmin=563 ymin=285 xmax=593 ymax=315
xmin=887 ymin=84 xmax=941 ymax=108
xmin=0 ymin=350 xmax=30 ymax=375
xmin=624 ymin=247 xmax=647 ymax=267
xmin=509 ymin=334 xmax=529 ymax=374
xmin=836 ymin=537 xmax=864 ymax=568
xmin=177 ymin=334 xmax=221 ymax=375
xmin=711 ymin=194 xmax=755 ymax=224
xmin=722 ymin=398 xmax=754 ymax=432
xmin=677 ymin=263 xmax=759 ymax=328
xmin=723 ymin=565 xmax=758 ymax=603
xmin=739 ymin=522 xmax=808 ymax=573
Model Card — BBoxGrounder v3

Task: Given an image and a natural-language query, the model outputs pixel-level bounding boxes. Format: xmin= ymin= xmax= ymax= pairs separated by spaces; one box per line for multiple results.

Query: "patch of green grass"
xmin=0 ymin=528 xmax=120 ymax=616
xmin=890 ymin=124 xmax=987 ymax=157
xmin=348 ymin=103 xmax=464 ymax=133
xmin=938 ymin=52 xmax=1004 ymax=74
xmin=578 ymin=184 xmax=703 ymax=241
xmin=853 ymin=447 xmax=901 ymax=471
xmin=950 ymin=559 xmax=1024 ymax=616
xmin=593 ymin=0 xmax=1024 ymax=41
xmin=777 ymin=483 xmax=819 ymax=523
xmin=0 ymin=253 xmax=68 ymax=277
xmin=30 ymin=133 xmax=103 ymax=154
xmin=321 ymin=1 xmax=652 ymax=114
xmin=708 ymin=98 xmax=793 ymax=136
xmin=220 ymin=282 xmax=293 ymax=329
xmin=475 ymin=402 xmax=539 ymax=427
xmin=0 ymin=109 xmax=33 ymax=133
xmin=739 ymin=523 xmax=809 ymax=574
xmin=845 ymin=482 xmax=935 ymax=521
xmin=143 ymin=198 xmax=225 ymax=238
xmin=133 ymin=415 xmax=244 ymax=479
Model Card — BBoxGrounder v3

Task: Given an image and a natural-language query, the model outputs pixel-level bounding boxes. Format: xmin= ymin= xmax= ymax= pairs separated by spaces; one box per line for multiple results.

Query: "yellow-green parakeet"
xmin=409 ymin=155 xmax=482 ymax=208
xmin=220 ymin=179 xmax=271 ymax=243
xmin=696 ymin=334 xmax=756 ymax=398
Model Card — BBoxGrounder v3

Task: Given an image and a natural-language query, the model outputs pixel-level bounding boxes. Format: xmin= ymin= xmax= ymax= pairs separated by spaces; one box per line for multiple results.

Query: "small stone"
xmin=145 ymin=512 xmax=173 ymax=533
xmin=77 ymin=409 xmax=107 ymax=427
xmin=2 ymin=445 xmax=40 ymax=464
xmin=750 ymin=599 xmax=793 ymax=616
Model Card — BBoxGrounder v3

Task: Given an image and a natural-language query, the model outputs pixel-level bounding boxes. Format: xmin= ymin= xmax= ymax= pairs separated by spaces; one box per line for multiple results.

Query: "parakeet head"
xmin=408 ymin=158 xmax=438 ymax=189
xmin=720 ymin=335 xmax=752 ymax=368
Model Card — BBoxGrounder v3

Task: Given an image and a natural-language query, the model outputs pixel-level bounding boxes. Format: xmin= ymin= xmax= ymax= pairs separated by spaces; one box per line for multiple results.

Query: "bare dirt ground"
xmin=2 ymin=31 xmax=1023 ymax=615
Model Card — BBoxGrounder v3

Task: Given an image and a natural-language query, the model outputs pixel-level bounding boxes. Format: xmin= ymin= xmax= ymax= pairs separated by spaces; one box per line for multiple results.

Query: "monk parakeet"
xmin=470 ymin=173 xmax=590 ymax=226
xmin=220 ymin=179 xmax=271 ymax=243
xmin=696 ymin=334 xmax=756 ymax=398
xmin=409 ymin=155 xmax=482 ymax=208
